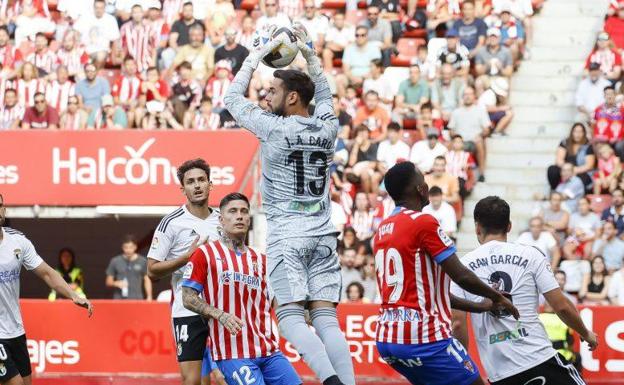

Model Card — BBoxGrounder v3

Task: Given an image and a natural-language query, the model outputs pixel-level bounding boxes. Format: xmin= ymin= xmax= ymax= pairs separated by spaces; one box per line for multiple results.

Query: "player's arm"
xmin=146 ymin=228 xmax=200 ymax=280
xmin=32 ymin=261 xmax=93 ymax=316
xmin=543 ymin=288 xmax=598 ymax=351
xmin=223 ymin=29 xmax=284 ymax=139
xmin=450 ymin=294 xmax=493 ymax=313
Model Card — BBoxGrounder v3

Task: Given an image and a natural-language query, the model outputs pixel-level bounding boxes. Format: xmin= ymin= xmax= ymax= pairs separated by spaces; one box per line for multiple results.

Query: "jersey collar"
xmin=390 ymin=206 xmax=404 ymax=217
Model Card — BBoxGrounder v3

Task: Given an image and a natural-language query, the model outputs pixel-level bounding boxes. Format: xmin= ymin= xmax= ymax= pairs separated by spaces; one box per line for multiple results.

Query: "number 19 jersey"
xmin=374 ymin=208 xmax=457 ymax=345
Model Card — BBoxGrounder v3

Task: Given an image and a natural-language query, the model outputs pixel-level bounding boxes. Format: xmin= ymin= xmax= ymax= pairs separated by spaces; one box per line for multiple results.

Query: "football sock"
xmin=310 ymin=307 xmax=356 ymax=385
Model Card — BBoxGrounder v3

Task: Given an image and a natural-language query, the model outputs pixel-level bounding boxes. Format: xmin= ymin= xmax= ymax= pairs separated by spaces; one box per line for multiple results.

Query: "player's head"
xmin=473 ymin=196 xmax=511 ymax=242
xmin=219 ymin=193 xmax=251 ymax=239
xmin=384 ymin=161 xmax=429 ymax=209
xmin=0 ymin=193 xmax=5 ymax=225
xmin=177 ymin=159 xmax=212 ymax=206
xmin=121 ymin=234 xmax=138 ymax=257
xmin=267 ymin=70 xmax=315 ymax=117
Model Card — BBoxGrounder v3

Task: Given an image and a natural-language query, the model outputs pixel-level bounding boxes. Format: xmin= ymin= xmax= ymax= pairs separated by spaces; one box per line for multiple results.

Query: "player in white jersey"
xmin=146 ymin=159 xmax=226 ymax=385
xmin=451 ymin=196 xmax=599 ymax=385
xmin=224 ymin=25 xmax=355 ymax=385
xmin=0 ymin=193 xmax=92 ymax=385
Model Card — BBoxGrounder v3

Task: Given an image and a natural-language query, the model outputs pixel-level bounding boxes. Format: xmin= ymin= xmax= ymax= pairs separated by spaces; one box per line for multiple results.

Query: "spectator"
xmin=206 ymin=60 xmax=233 ymax=112
xmin=497 ymin=7 xmax=525 ymax=64
xmin=338 ymin=26 xmax=382 ymax=96
xmin=579 ymin=256 xmax=611 ymax=305
xmin=48 ymin=247 xmax=85 ymax=301
xmin=0 ymin=25 xmax=22 ymax=71
xmin=236 ymin=15 xmax=256 ymax=51
xmin=452 ymin=0 xmax=487 ymax=57
xmin=161 ymin=2 xmax=202 ymax=68
xmin=575 ymin=63 xmax=610 ymax=122
xmin=431 ymin=63 xmax=465 ymax=121
xmin=608 ymin=257 xmax=624 ymax=304
xmin=16 ymin=62 xmax=46 ymax=108
xmin=363 ymin=59 xmax=394 ymax=109
xmin=74 ymin=0 xmax=121 ymax=68
xmin=205 ymin=0 xmax=235 ymax=43
xmin=119 ymin=4 xmax=157 ymax=73
xmin=349 ymin=192 xmax=378 ymax=243
xmin=59 ymin=94 xmax=88 ymax=129
xmin=492 ymin=0 xmax=534 ymax=52
xmin=353 ymin=90 xmax=390 ymax=142
xmin=592 ymin=220 xmax=624 ymax=274
xmin=46 ymin=65 xmax=76 ymax=114
xmin=340 ymin=247 xmax=363 ymax=294
xmin=555 ymin=163 xmax=585 ymax=213
xmin=112 ymin=56 xmax=141 ymax=127
xmin=348 ymin=125 xmax=381 ymax=193
xmin=359 ymin=5 xmax=393 ymax=67
xmin=476 ymin=76 xmax=513 ymax=135
xmin=75 ymin=62 xmax=111 ymax=113
xmin=13 ymin=0 xmax=56 ymax=46
xmin=333 ymin=95 xmax=353 ymax=136
xmin=170 ymin=61 xmax=202 ymax=124
xmin=256 ymin=0 xmax=291 ymax=31
xmin=361 ymin=255 xmax=378 ymax=303
xmin=416 ymin=101 xmax=445 ymax=139
xmin=423 ymin=186 xmax=457 ymax=239
xmin=516 ymin=216 xmax=561 ymax=267
xmin=558 ymin=247 xmax=590 ymax=296
xmin=585 ymin=32 xmax=622 ymax=83
xmin=172 ymin=24 xmax=215 ymax=83
xmin=446 ymin=135 xmax=476 ymax=198
xmin=87 ymin=94 xmax=128 ymax=129
xmin=322 ymin=11 xmax=355 ymax=71
xmin=295 ymin=0 xmax=328 ymax=52
xmin=594 ymin=143 xmax=621 ymax=194
xmin=343 ymin=281 xmax=369 ymax=304
xmin=594 ymin=85 xmax=624 ymax=145
xmin=339 ymin=226 xmax=365 ymax=255
xmin=425 ymin=156 xmax=460 ymax=204
xmin=475 ymin=28 xmax=513 ymax=78
xmin=538 ymin=192 xmax=570 ymax=243
xmin=410 ymin=128 xmax=448 ymax=173
xmin=601 ymin=188 xmax=624 ymax=236
xmin=394 ymin=64 xmax=430 ymax=120
xmin=214 ymin=27 xmax=249 ymax=76
xmin=145 ymin=2 xmax=169 ymax=52
xmin=547 ymin=122 xmax=595 ymax=191
xmin=105 ymin=234 xmax=152 ymax=300
xmin=436 ymin=29 xmax=470 ymax=78
xmin=27 ymin=32 xmax=56 ymax=75
xmin=377 ymin=122 xmax=410 ymax=172
xmin=184 ymin=98 xmax=220 ymax=130
xmin=22 ymin=92 xmax=59 ymax=129
xmin=55 ymin=29 xmax=89 ymax=80
xmin=448 ymin=86 xmax=491 ymax=181
xmin=605 ymin=2 xmax=624 ymax=50
xmin=564 ymin=197 xmax=600 ymax=259
xmin=142 ymin=100 xmax=183 ymax=130
xmin=0 ymin=89 xmax=24 ymax=130
xmin=540 ymin=270 xmax=577 ymax=305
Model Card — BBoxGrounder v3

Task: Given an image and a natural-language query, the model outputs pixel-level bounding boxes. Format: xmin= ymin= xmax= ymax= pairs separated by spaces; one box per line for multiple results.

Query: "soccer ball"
xmin=258 ymin=27 xmax=300 ymax=68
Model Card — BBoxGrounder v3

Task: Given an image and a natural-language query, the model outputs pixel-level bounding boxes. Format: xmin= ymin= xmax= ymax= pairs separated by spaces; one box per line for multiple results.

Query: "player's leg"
xmin=269 ymin=239 xmax=343 ymax=385
xmin=308 ymin=235 xmax=355 ymax=385
xmin=0 ymin=336 xmax=30 ymax=385
xmin=491 ymin=354 xmax=585 ymax=385
xmin=174 ymin=316 xmax=209 ymax=385
xmin=256 ymin=352 xmax=302 ymax=385
xmin=216 ymin=358 xmax=266 ymax=385
xmin=201 ymin=347 xmax=223 ymax=385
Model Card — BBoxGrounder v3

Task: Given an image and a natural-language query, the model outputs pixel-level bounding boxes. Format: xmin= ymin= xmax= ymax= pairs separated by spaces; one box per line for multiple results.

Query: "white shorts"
xmin=268 ymin=235 xmax=342 ymax=305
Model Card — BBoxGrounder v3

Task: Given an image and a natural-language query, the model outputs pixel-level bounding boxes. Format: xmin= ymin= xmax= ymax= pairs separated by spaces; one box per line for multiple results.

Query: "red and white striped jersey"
xmin=148 ymin=17 xmax=171 ymax=43
xmin=182 ymin=241 xmax=279 ymax=361
xmin=26 ymin=50 xmax=57 ymax=74
xmin=46 ymin=80 xmax=75 ymax=113
xmin=112 ymin=75 xmax=142 ymax=103
xmin=0 ymin=72 xmax=11 ymax=107
xmin=0 ymin=105 xmax=25 ymax=130
xmin=15 ymin=78 xmax=47 ymax=107
xmin=374 ymin=208 xmax=457 ymax=345
xmin=348 ymin=209 xmax=377 ymax=240
xmin=445 ymin=150 xmax=475 ymax=180
xmin=0 ymin=44 xmax=23 ymax=69
xmin=162 ymin=0 xmax=184 ymax=26
xmin=56 ymin=46 xmax=89 ymax=76
xmin=120 ymin=20 xmax=157 ymax=72
xmin=205 ymin=77 xmax=232 ymax=109
xmin=193 ymin=112 xmax=220 ymax=130
xmin=60 ymin=111 xmax=85 ymax=130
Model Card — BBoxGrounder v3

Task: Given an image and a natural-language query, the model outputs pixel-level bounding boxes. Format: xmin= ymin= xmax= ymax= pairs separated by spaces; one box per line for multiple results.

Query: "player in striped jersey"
xmin=120 ymin=4 xmax=157 ymax=73
xmin=374 ymin=162 xmax=519 ymax=385
xmin=147 ymin=159 xmax=226 ymax=385
xmin=182 ymin=192 xmax=302 ymax=385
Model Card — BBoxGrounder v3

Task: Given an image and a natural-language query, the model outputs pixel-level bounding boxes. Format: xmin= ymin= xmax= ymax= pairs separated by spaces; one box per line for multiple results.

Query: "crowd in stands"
xmin=523 ymin=1 xmax=624 ymax=308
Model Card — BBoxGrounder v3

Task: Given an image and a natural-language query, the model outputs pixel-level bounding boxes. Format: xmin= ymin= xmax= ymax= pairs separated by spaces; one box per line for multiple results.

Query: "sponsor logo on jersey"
xmin=437 ymin=227 xmax=453 ymax=247
xmin=0 ymin=268 xmax=20 ymax=283
xmin=489 ymin=328 xmax=529 ymax=344
xmin=182 ymin=262 xmax=193 ymax=279
xmin=151 ymin=237 xmax=159 ymax=250
xmin=219 ymin=270 xmax=260 ymax=289
xmin=379 ymin=308 xmax=420 ymax=322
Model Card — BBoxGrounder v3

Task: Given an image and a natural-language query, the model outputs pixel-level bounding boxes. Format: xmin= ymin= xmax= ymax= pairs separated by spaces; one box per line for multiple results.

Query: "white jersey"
xmin=147 ymin=205 xmax=221 ymax=318
xmin=450 ymin=240 xmax=560 ymax=382
xmin=0 ymin=227 xmax=44 ymax=339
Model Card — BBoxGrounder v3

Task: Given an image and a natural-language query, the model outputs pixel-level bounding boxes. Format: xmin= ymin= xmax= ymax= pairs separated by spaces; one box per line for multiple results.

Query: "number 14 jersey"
xmin=373 ymin=208 xmax=457 ymax=345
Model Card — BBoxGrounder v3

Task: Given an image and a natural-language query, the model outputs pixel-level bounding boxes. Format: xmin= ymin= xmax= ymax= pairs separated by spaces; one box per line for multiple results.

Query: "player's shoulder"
xmin=156 ymin=206 xmax=186 ymax=233
xmin=400 ymin=210 xmax=439 ymax=227
xmin=2 ymin=227 xmax=29 ymax=243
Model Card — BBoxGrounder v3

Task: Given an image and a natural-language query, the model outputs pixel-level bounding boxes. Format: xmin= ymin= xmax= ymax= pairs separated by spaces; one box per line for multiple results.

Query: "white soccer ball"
xmin=257 ymin=27 xmax=300 ymax=69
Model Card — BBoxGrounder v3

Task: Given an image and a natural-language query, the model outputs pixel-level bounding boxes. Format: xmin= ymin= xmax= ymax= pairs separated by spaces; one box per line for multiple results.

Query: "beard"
xmin=271 ymin=100 xmax=286 ymax=117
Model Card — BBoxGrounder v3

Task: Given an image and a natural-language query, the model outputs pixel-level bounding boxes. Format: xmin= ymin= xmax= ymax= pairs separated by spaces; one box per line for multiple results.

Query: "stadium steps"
xmin=455 ymin=0 xmax=611 ymax=255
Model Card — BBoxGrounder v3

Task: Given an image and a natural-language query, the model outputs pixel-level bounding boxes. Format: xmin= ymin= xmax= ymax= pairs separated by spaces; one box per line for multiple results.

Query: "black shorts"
xmin=172 ymin=315 xmax=208 ymax=362
xmin=0 ymin=334 xmax=32 ymax=381
xmin=491 ymin=354 xmax=586 ymax=385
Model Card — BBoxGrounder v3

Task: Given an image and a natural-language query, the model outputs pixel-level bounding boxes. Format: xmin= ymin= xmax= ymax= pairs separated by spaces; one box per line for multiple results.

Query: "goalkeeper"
xmin=224 ymin=24 xmax=355 ymax=385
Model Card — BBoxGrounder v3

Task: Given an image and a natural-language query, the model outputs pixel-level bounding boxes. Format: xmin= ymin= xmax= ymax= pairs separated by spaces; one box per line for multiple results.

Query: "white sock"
xmin=310 ymin=307 xmax=355 ymax=385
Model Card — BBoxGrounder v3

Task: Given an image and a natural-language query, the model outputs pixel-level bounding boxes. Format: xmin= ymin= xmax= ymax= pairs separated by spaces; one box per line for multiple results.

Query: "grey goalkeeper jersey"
xmin=224 ymin=60 xmax=339 ymax=246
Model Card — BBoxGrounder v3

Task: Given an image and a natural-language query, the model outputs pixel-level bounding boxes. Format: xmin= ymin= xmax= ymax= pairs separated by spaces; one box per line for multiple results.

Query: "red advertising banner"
xmin=19 ymin=300 xmax=624 ymax=383
xmin=0 ymin=131 xmax=259 ymax=206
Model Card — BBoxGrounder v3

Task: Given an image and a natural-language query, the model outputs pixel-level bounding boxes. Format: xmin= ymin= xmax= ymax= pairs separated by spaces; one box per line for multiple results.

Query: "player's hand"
xmin=73 ymin=296 xmax=93 ymax=317
xmin=582 ymin=331 xmax=599 ymax=351
xmin=218 ymin=311 xmax=244 ymax=335
xmin=249 ymin=24 xmax=284 ymax=67
xmin=292 ymin=21 xmax=316 ymax=61
xmin=211 ymin=368 xmax=227 ymax=385
xmin=476 ymin=298 xmax=494 ymax=313
xmin=492 ymin=292 xmax=519 ymax=319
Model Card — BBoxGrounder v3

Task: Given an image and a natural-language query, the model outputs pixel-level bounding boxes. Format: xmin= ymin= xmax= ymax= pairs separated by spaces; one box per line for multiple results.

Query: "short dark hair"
xmin=429 ymin=186 xmax=443 ymax=196
xmin=4 ymin=88 xmax=16 ymax=96
xmin=34 ymin=92 xmax=45 ymax=100
xmin=219 ymin=192 xmax=250 ymax=210
xmin=388 ymin=121 xmax=401 ymax=132
xmin=554 ymin=270 xmax=566 ymax=278
xmin=178 ymin=61 xmax=192 ymax=70
xmin=451 ymin=134 xmax=463 ymax=141
xmin=605 ymin=85 xmax=616 ymax=92
xmin=177 ymin=158 xmax=211 ymax=185
xmin=354 ymin=124 xmax=369 ymax=135
xmin=365 ymin=90 xmax=379 ymax=99
xmin=146 ymin=66 xmax=159 ymax=74
xmin=273 ymin=70 xmax=315 ymax=107
xmin=124 ymin=55 xmax=136 ymax=64
xmin=35 ymin=32 xmax=47 ymax=41
xmin=371 ymin=59 xmax=383 ymax=69
xmin=384 ymin=161 xmax=424 ymax=203
xmin=183 ymin=1 xmax=193 ymax=7
xmin=121 ymin=234 xmax=138 ymax=245
xmin=434 ymin=155 xmax=446 ymax=162
xmin=0 ymin=25 xmax=9 ymax=35
xmin=346 ymin=281 xmax=365 ymax=299
xmin=94 ymin=0 xmax=106 ymax=4
xmin=473 ymin=196 xmax=510 ymax=235
xmin=421 ymin=101 xmax=433 ymax=111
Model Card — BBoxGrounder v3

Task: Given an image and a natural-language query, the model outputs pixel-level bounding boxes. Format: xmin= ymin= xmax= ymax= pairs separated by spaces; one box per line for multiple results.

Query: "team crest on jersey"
xmin=183 ymin=262 xmax=193 ymax=279
xmin=151 ymin=237 xmax=159 ymax=250
xmin=177 ymin=342 xmax=183 ymax=356
xmin=437 ymin=227 xmax=453 ymax=247
xmin=13 ymin=248 xmax=21 ymax=260
xmin=0 ymin=363 xmax=6 ymax=376
xmin=463 ymin=360 xmax=475 ymax=374
xmin=217 ymin=226 xmax=224 ymax=238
